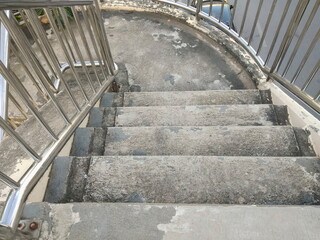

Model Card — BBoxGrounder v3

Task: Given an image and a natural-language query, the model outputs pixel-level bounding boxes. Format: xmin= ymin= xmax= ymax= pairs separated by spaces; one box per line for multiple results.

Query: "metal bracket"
xmin=15 ymin=219 xmax=42 ymax=239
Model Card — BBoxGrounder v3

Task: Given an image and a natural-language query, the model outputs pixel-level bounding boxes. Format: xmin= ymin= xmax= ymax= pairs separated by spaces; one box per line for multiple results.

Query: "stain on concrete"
xmin=133 ymin=149 xmax=147 ymax=156
xmin=109 ymin=128 xmax=130 ymax=142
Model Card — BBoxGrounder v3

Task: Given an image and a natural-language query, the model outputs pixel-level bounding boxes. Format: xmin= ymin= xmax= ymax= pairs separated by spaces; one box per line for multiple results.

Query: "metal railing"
xmin=0 ymin=0 xmax=117 ymax=237
xmin=157 ymin=0 xmax=320 ymax=113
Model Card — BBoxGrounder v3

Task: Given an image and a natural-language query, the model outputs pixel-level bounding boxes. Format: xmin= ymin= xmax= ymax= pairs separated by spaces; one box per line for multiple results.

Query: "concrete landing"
xmin=22 ymin=203 xmax=320 ymax=240
xmin=104 ymin=11 xmax=256 ymax=91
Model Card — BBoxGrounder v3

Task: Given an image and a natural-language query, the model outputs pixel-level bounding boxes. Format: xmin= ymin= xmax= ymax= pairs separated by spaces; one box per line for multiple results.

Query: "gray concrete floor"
xmin=103 ymin=11 xmax=256 ymax=92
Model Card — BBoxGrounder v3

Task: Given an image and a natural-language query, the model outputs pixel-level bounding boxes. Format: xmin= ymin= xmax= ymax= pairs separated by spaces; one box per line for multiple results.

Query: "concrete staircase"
xmin=25 ymin=89 xmax=320 ymax=239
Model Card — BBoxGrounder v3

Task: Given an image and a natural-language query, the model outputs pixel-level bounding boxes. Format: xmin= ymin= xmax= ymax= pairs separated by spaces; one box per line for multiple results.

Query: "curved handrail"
xmin=157 ymin=0 xmax=320 ymax=114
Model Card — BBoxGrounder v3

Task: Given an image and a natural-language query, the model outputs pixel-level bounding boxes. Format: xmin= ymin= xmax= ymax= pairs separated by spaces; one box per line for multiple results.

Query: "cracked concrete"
xmin=102 ymin=10 xmax=256 ymax=92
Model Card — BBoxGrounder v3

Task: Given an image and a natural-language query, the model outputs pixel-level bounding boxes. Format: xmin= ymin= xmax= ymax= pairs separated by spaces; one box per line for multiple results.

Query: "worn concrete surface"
xmin=104 ymin=126 xmax=314 ymax=156
xmin=119 ymin=90 xmax=271 ymax=107
xmin=113 ymin=104 xmax=288 ymax=127
xmin=84 ymin=156 xmax=320 ymax=204
xmin=44 ymin=157 xmax=90 ymax=203
xmin=103 ymin=10 xmax=256 ymax=91
xmin=21 ymin=202 xmax=320 ymax=240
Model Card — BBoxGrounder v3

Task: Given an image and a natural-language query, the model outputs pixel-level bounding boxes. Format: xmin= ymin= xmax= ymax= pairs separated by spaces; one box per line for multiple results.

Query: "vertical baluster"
xmin=0 ymin=10 xmax=10 ymax=140
xmin=218 ymin=1 xmax=225 ymax=23
xmin=0 ymin=171 xmax=20 ymax=190
xmin=238 ymin=0 xmax=250 ymax=37
xmin=301 ymin=60 xmax=319 ymax=92
xmin=45 ymin=8 xmax=91 ymax=102
xmin=81 ymin=6 xmax=109 ymax=81
xmin=268 ymin=0 xmax=309 ymax=75
xmin=280 ymin=2 xmax=319 ymax=76
xmin=19 ymin=9 xmax=59 ymax=78
xmin=256 ymin=0 xmax=277 ymax=56
xmin=0 ymin=61 xmax=58 ymax=140
xmin=0 ymin=117 xmax=40 ymax=161
xmin=8 ymin=92 xmax=29 ymax=120
xmin=0 ymin=11 xmax=71 ymax=125
xmin=24 ymin=9 xmax=82 ymax=112
xmin=91 ymin=1 xmax=116 ymax=75
xmin=10 ymin=43 xmax=48 ymax=101
xmin=86 ymin=6 xmax=112 ymax=75
xmin=209 ymin=0 xmax=213 ymax=17
xmin=265 ymin=0 xmax=292 ymax=66
xmin=290 ymin=29 xmax=320 ymax=84
xmin=58 ymin=7 xmax=97 ymax=93
xmin=247 ymin=0 xmax=263 ymax=46
xmin=71 ymin=6 xmax=102 ymax=86
xmin=229 ymin=0 xmax=238 ymax=31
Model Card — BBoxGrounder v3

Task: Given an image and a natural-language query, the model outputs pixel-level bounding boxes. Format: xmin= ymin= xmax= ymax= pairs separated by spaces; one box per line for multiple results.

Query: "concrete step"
xmin=23 ymin=203 xmax=320 ymax=240
xmin=114 ymin=104 xmax=288 ymax=127
xmin=100 ymin=90 xmax=272 ymax=107
xmin=83 ymin=156 xmax=320 ymax=204
xmin=104 ymin=126 xmax=315 ymax=156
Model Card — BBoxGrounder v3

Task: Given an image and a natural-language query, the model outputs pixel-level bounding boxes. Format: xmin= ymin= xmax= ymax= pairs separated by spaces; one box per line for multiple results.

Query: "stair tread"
xmin=104 ymin=126 xmax=315 ymax=156
xmin=84 ymin=156 xmax=320 ymax=204
xmin=100 ymin=90 xmax=272 ymax=107
xmin=22 ymin=202 xmax=320 ymax=240
xmin=113 ymin=104 xmax=287 ymax=127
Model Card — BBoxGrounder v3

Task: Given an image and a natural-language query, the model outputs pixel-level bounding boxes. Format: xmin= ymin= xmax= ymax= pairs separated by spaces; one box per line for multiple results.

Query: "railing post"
xmin=195 ymin=0 xmax=203 ymax=21
xmin=0 ymin=10 xmax=10 ymax=141
xmin=267 ymin=0 xmax=310 ymax=81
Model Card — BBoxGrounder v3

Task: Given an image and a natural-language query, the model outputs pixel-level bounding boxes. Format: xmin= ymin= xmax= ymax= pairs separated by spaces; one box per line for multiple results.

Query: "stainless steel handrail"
xmin=0 ymin=10 xmax=9 ymax=141
xmin=157 ymin=0 xmax=320 ymax=114
xmin=0 ymin=0 xmax=117 ymax=237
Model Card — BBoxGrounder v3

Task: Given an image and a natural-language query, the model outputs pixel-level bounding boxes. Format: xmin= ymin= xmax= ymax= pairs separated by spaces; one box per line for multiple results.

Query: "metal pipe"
xmin=0 ymin=10 xmax=10 ymax=141
xmin=238 ymin=0 xmax=250 ymax=37
xmin=0 ymin=172 xmax=20 ymax=190
xmin=218 ymin=1 xmax=224 ymax=23
xmin=0 ymin=117 xmax=41 ymax=161
xmin=0 ymin=61 xmax=59 ymax=140
xmin=256 ymin=0 xmax=277 ymax=56
xmin=24 ymin=9 xmax=82 ymax=113
xmin=0 ymin=74 xmax=115 ymax=230
xmin=92 ymin=1 xmax=116 ymax=75
xmin=10 ymin=43 xmax=49 ymax=102
xmin=81 ymin=6 xmax=109 ymax=81
xmin=280 ymin=2 xmax=319 ymax=76
xmin=229 ymin=0 xmax=237 ymax=31
xmin=0 ymin=1 xmax=93 ymax=10
xmin=8 ymin=92 xmax=29 ymax=120
xmin=291 ymin=29 xmax=320 ymax=84
xmin=45 ymin=8 xmax=90 ymax=102
xmin=19 ymin=9 xmax=60 ymax=78
xmin=58 ymin=7 xmax=97 ymax=93
xmin=248 ymin=0 xmax=263 ymax=46
xmin=268 ymin=0 xmax=308 ymax=74
xmin=301 ymin=60 xmax=319 ymax=92
xmin=71 ymin=6 xmax=102 ymax=86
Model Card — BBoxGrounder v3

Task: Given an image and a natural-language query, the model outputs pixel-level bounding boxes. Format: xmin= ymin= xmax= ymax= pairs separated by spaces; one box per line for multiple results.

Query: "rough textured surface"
xmin=44 ymin=157 xmax=90 ymax=203
xmin=84 ymin=156 xmax=320 ymax=204
xmin=22 ymin=202 xmax=320 ymax=240
xmin=102 ymin=10 xmax=256 ymax=92
xmin=70 ymin=128 xmax=94 ymax=157
xmin=114 ymin=104 xmax=285 ymax=127
xmin=104 ymin=126 xmax=312 ymax=156
xmin=122 ymin=90 xmax=269 ymax=107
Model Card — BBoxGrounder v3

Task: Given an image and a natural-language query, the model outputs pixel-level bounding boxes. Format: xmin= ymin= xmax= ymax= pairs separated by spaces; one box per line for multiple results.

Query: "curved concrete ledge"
xmin=100 ymin=0 xmax=267 ymax=88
